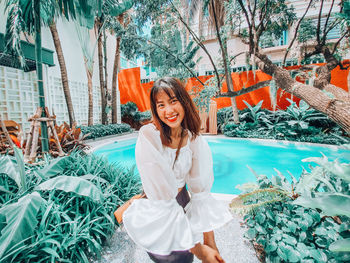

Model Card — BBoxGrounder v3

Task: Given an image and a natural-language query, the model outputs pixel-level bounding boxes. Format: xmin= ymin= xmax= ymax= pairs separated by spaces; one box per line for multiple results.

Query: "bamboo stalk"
xmin=29 ymin=121 xmax=40 ymax=161
xmin=48 ymin=121 xmax=64 ymax=156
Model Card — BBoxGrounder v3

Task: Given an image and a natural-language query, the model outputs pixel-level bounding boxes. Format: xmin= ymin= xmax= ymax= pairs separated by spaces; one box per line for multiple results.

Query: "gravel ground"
xmin=92 ymin=194 xmax=259 ymax=263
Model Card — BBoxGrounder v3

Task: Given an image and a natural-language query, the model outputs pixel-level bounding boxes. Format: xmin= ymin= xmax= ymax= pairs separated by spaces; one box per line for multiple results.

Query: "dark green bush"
xmin=232 ymin=153 xmax=350 ymax=262
xmin=79 ymin=123 xmax=131 ymax=140
xmin=121 ymin=102 xmax=152 ymax=129
xmin=0 ymin=149 xmax=142 ymax=262
xmin=220 ymin=100 xmax=348 ymax=145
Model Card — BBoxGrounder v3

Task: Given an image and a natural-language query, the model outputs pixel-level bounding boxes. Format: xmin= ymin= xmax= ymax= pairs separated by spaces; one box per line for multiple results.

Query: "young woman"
xmin=123 ymin=77 xmax=232 ymax=263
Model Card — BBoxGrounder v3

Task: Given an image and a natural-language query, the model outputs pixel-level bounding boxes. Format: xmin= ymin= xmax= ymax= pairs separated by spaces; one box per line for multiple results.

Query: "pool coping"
xmin=86 ymin=132 xmax=349 ymax=152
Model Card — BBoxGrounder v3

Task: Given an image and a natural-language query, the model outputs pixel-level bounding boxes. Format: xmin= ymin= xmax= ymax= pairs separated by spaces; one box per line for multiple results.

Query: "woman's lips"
xmin=167 ymin=115 xmax=178 ymax=122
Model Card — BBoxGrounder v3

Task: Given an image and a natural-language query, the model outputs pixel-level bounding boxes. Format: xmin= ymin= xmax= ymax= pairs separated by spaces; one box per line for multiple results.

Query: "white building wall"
xmin=193 ymin=0 xmax=347 ymax=73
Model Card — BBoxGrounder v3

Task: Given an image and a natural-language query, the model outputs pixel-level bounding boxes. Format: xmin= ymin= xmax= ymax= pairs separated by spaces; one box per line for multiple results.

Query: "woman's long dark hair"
xmin=150 ymin=77 xmax=201 ymax=146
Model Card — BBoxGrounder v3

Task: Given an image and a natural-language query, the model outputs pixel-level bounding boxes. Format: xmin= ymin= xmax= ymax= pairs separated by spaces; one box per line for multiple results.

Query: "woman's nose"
xmin=164 ymin=104 xmax=174 ymax=114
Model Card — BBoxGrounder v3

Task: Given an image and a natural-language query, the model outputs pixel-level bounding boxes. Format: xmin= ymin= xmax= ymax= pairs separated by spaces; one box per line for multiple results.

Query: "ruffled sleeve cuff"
xmin=185 ymin=192 xmax=232 ymax=234
xmin=123 ymin=198 xmax=197 ymax=255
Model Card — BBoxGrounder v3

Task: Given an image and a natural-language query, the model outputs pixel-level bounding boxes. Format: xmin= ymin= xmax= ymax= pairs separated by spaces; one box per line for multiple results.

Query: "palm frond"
xmin=230 ymin=187 xmax=290 ymax=215
xmin=3 ymin=0 xmax=27 ymax=68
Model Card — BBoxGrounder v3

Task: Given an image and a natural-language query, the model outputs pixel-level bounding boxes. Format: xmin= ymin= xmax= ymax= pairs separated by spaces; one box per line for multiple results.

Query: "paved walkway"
xmin=93 ymin=194 xmax=258 ymax=263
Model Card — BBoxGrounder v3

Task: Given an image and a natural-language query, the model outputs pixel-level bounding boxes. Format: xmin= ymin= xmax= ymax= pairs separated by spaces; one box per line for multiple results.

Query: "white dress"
xmin=123 ymin=123 xmax=232 ymax=255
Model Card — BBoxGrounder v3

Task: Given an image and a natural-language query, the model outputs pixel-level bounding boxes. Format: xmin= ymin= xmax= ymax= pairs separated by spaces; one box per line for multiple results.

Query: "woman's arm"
xmin=190 ymin=242 xmax=225 ymax=263
xmin=204 ymin=231 xmax=219 ymax=252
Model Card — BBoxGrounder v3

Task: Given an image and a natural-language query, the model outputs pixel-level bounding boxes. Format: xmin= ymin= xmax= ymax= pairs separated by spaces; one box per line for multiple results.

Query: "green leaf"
xmin=0 ymin=192 xmax=45 ymax=259
xmin=277 ymin=245 xmax=288 ymax=261
xmin=255 ymin=213 xmax=266 ymax=224
xmin=36 ymin=157 xmax=68 ymax=178
xmin=0 ymin=186 xmax=13 ymax=195
xmin=309 ymin=249 xmax=327 ymax=262
xmin=255 ymin=223 xmax=267 ymax=234
xmin=246 ymin=228 xmax=257 ymax=239
xmin=265 ymin=242 xmax=277 ymax=253
xmin=287 ymin=221 xmax=297 ymax=233
xmin=329 ymin=238 xmax=350 ymax=252
xmin=13 ymin=147 xmax=26 ymax=191
xmin=315 ymin=237 xmax=328 ymax=248
xmin=293 ymin=193 xmax=350 ymax=217
xmin=41 ymin=247 xmax=60 ymax=258
xmin=35 ymin=176 xmax=104 ymax=202
xmin=0 ymin=155 xmax=21 ymax=188
xmin=285 ymin=246 xmax=301 ymax=262
xmin=282 ymin=234 xmax=297 ymax=246
xmin=299 ymin=231 xmax=307 ymax=242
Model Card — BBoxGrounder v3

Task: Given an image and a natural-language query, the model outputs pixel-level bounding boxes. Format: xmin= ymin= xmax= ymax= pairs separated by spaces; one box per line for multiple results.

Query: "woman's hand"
xmin=190 ymin=244 xmax=225 ymax=263
xmin=201 ymin=244 xmax=225 ymax=263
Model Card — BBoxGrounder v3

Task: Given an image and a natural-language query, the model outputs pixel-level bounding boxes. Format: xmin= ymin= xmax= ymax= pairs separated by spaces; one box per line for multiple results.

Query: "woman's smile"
xmin=166 ymin=114 xmax=178 ymax=122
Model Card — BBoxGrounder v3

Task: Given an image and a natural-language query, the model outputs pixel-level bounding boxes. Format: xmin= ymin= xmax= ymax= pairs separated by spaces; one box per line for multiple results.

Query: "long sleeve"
xmin=185 ymin=135 xmax=232 ymax=234
xmin=123 ymin=124 xmax=196 ymax=255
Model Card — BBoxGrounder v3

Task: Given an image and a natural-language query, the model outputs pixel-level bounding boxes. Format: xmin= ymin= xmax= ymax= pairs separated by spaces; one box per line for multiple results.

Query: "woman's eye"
xmin=157 ymin=104 xmax=164 ymax=108
xmin=171 ymin=99 xmax=178 ymax=104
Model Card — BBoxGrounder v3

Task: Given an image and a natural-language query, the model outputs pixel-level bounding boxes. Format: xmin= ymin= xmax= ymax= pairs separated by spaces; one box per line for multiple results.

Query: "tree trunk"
xmin=223 ymin=41 xmax=240 ymax=124
xmin=103 ymin=31 xmax=109 ymax=124
xmin=112 ymin=36 xmax=121 ymax=124
xmin=210 ymin=0 xmax=240 ymax=124
xmin=84 ymin=59 xmax=93 ymax=126
xmin=49 ymin=22 xmax=75 ymax=127
xmin=198 ymin=1 xmax=203 ymax=37
xmin=256 ymin=53 xmax=350 ymax=134
xmin=34 ymin=1 xmax=48 ymax=153
xmin=96 ymin=19 xmax=107 ymax=124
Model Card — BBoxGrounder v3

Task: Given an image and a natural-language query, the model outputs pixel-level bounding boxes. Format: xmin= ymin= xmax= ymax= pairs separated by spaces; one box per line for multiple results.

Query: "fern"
xmin=230 ymin=188 xmax=290 ymax=215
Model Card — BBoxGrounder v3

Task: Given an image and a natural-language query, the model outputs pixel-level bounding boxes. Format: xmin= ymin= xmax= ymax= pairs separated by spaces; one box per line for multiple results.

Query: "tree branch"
xmin=324 ymin=19 xmax=341 ymax=39
xmin=170 ymin=1 xmax=221 ymax=88
xmin=237 ymin=0 xmax=251 ymax=30
xmin=331 ymin=32 xmax=348 ymax=54
xmin=216 ymin=80 xmax=271 ymax=97
xmin=323 ymin=0 xmax=335 ymax=38
xmin=282 ymin=0 xmax=313 ymax=66
xmin=210 ymin=0 xmax=231 ymax=89
xmin=257 ymin=0 xmax=270 ymax=34
xmin=316 ymin=0 xmax=324 ymax=43
xmin=146 ymin=38 xmax=205 ymax=86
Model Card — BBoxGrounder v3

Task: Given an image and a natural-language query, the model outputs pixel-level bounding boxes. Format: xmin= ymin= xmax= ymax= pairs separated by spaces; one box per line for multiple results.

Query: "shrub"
xmin=231 ymin=152 xmax=350 ymax=262
xmin=220 ymin=100 xmax=348 ymax=145
xmin=79 ymin=123 xmax=131 ymax=140
xmin=0 ymin=148 xmax=142 ymax=262
xmin=121 ymin=102 xmax=152 ymax=130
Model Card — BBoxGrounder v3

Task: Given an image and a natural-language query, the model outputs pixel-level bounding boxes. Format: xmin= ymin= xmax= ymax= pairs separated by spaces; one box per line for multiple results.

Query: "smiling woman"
xmin=122 ymin=77 xmax=232 ymax=263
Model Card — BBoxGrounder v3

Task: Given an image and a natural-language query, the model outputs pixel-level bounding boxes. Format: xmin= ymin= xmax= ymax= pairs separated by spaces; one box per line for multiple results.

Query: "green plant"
xmin=0 ymin=148 xmax=141 ymax=262
xmin=222 ymin=99 xmax=348 ymax=145
xmin=232 ymin=153 xmax=350 ymax=262
xmin=79 ymin=123 xmax=131 ymax=140
xmin=121 ymin=102 xmax=152 ymax=129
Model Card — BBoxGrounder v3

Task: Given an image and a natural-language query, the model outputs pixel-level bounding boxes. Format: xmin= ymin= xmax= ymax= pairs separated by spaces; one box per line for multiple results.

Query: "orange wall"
xmin=118 ymin=64 xmax=349 ymax=112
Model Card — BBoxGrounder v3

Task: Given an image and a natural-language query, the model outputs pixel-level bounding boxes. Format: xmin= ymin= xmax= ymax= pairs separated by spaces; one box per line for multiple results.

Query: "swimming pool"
xmin=93 ymin=137 xmax=349 ymax=194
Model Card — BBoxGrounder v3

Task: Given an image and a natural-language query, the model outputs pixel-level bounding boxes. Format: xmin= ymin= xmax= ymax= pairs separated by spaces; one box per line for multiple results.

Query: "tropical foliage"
xmin=220 ymin=100 xmax=348 ymax=145
xmin=121 ymin=102 xmax=152 ymax=130
xmin=231 ymin=150 xmax=350 ymax=262
xmin=0 ymin=148 xmax=141 ymax=262
xmin=79 ymin=123 xmax=131 ymax=140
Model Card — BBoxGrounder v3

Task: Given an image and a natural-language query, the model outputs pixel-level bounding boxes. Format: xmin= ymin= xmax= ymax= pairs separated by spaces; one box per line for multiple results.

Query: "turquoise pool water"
xmin=94 ymin=137 xmax=349 ymax=194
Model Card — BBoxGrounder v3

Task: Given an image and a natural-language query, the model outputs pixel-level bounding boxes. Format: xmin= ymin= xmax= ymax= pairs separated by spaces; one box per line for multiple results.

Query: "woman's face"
xmin=155 ymin=89 xmax=185 ymax=130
